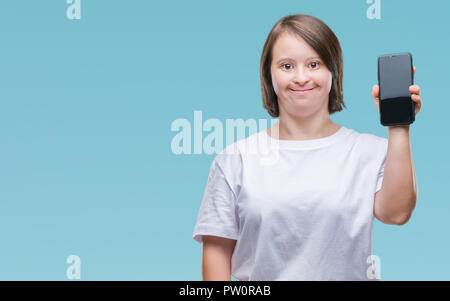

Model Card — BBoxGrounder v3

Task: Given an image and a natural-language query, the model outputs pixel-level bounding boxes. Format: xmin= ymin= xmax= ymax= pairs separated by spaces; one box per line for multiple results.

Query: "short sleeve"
xmin=192 ymin=158 xmax=240 ymax=244
xmin=375 ymin=138 xmax=388 ymax=193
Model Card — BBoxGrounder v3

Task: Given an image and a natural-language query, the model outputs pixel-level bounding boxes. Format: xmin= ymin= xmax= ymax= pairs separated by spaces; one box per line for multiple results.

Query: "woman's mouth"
xmin=289 ymin=88 xmax=314 ymax=95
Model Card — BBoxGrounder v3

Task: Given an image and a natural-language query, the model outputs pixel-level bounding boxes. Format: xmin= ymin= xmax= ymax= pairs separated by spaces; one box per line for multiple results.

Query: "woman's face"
xmin=270 ymin=31 xmax=333 ymax=118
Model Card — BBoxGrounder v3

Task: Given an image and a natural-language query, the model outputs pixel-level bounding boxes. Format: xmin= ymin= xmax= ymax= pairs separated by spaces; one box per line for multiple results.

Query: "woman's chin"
xmin=280 ymin=103 xmax=322 ymax=118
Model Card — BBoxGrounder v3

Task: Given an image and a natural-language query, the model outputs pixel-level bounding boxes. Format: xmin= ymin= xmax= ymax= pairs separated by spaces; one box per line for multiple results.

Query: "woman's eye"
xmin=309 ymin=61 xmax=320 ymax=69
xmin=281 ymin=63 xmax=293 ymax=70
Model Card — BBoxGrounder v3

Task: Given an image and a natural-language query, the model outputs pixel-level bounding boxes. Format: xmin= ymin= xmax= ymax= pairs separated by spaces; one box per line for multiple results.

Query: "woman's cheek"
xmin=326 ymin=71 xmax=332 ymax=91
xmin=271 ymin=74 xmax=279 ymax=95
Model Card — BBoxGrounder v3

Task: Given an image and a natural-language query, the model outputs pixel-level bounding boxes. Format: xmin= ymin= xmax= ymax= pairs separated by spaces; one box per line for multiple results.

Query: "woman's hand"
xmin=371 ymin=65 xmax=422 ymax=117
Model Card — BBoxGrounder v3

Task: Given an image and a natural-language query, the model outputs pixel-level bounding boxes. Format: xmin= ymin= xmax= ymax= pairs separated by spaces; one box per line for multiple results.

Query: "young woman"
xmin=193 ymin=14 xmax=421 ymax=281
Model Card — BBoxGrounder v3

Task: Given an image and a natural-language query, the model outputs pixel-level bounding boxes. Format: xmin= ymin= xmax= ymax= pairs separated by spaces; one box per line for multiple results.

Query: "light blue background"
xmin=0 ymin=0 xmax=448 ymax=280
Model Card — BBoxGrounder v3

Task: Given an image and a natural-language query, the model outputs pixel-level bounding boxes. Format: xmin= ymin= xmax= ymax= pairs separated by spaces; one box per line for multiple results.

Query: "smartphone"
xmin=377 ymin=52 xmax=415 ymax=126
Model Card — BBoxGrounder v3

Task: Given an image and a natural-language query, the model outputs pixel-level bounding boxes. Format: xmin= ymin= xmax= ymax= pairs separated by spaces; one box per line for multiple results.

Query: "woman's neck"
xmin=268 ymin=118 xmax=340 ymax=141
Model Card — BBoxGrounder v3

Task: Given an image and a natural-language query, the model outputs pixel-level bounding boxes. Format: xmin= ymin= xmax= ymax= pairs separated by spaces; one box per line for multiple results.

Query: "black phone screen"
xmin=377 ymin=52 xmax=415 ymax=126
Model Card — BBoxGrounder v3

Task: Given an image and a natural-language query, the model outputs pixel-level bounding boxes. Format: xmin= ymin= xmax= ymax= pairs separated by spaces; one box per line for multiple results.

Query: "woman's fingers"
xmin=372 ymin=85 xmax=379 ymax=100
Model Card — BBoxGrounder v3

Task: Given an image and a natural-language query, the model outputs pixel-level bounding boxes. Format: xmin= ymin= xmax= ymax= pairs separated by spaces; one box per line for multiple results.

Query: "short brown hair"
xmin=260 ymin=14 xmax=346 ymax=117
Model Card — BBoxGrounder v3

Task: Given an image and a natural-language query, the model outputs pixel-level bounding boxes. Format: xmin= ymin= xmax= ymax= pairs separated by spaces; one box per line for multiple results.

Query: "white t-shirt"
xmin=192 ymin=125 xmax=388 ymax=281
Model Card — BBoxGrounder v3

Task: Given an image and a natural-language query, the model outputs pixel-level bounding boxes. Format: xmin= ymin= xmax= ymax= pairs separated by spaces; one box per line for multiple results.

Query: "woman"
xmin=192 ymin=14 xmax=421 ymax=281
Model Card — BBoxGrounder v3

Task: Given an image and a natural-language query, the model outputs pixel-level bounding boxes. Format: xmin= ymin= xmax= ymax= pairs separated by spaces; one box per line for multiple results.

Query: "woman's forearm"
xmin=379 ymin=125 xmax=417 ymax=223
xmin=202 ymin=249 xmax=232 ymax=280
xmin=201 ymin=236 xmax=236 ymax=281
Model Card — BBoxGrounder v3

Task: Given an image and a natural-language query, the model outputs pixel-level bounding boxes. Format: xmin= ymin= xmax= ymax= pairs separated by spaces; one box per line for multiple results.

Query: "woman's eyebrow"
xmin=275 ymin=56 xmax=320 ymax=64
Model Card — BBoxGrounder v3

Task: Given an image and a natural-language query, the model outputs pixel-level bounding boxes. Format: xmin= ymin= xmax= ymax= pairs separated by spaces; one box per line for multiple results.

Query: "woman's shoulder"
xmin=211 ymin=129 xmax=265 ymax=175
xmin=216 ymin=130 xmax=262 ymax=157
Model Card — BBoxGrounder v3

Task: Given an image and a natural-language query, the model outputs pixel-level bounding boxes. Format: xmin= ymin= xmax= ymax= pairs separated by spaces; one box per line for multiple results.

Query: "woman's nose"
xmin=293 ymin=67 xmax=310 ymax=85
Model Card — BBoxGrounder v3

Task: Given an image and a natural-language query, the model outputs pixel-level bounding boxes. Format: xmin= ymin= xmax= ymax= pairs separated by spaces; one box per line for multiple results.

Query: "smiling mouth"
xmin=290 ymin=88 xmax=314 ymax=93
xmin=291 ymin=88 xmax=314 ymax=92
